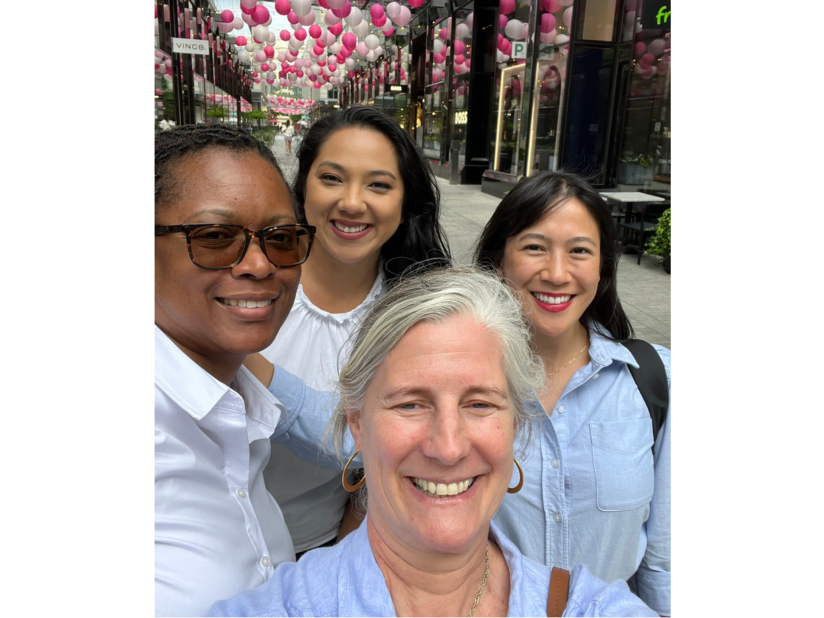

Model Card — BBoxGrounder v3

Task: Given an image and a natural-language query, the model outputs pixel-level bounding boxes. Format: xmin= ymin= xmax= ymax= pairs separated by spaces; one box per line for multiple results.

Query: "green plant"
xmin=646 ymin=208 xmax=671 ymax=258
xmin=619 ymin=154 xmax=652 ymax=168
xmin=206 ymin=107 xmax=227 ymax=118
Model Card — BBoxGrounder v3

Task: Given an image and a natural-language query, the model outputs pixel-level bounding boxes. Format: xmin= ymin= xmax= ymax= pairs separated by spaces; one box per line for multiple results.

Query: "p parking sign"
xmin=512 ymin=41 xmax=527 ymax=59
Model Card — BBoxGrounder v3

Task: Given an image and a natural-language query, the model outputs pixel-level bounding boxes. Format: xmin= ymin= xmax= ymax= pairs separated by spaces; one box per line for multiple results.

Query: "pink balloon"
xmin=356 ymin=42 xmax=368 ymax=56
xmin=373 ymin=15 xmax=387 ymax=27
xmin=543 ymin=0 xmax=562 ymax=12
xmin=297 ymin=70 xmax=304 ymax=77
xmin=454 ymin=40 xmax=465 ymax=54
xmin=409 ymin=0 xmax=424 ymax=8
xmin=634 ymin=42 xmax=646 ymax=57
xmin=563 ymin=7 xmax=573 ymax=29
xmin=309 ymin=24 xmax=322 ymax=38
xmin=254 ymin=50 xmax=267 ymax=62
xmin=394 ymin=6 xmax=412 ymax=27
xmin=454 ymin=54 xmax=465 ymax=64
xmin=252 ymin=5 xmax=270 ymax=25
xmin=264 ymin=45 xmax=275 ymax=58
xmin=499 ymin=14 xmax=508 ymax=29
xmin=287 ymin=11 xmax=299 ymax=24
xmin=332 ymin=3 xmax=352 ymax=18
xmin=370 ymin=5 xmax=385 ymax=20
xmin=648 ymin=38 xmax=666 ymax=56
xmin=261 ymin=63 xmax=270 ymax=72
xmin=439 ymin=28 xmax=449 ymax=40
xmin=640 ymin=53 xmax=655 ymax=67
xmin=275 ymin=0 xmax=291 ymax=16
xmin=220 ymin=10 xmax=234 ymax=23
xmin=383 ymin=25 xmax=394 ymax=36
xmin=329 ymin=22 xmax=343 ymax=35
xmin=280 ymin=29 xmax=291 ymax=41
xmin=342 ymin=32 xmax=357 ymax=49
xmin=327 ymin=0 xmax=348 ymax=9
xmin=234 ymin=35 xmax=247 ymax=46
xmin=434 ymin=53 xmax=445 ymax=64
xmin=313 ymin=44 xmax=324 ymax=55
xmin=500 ymin=0 xmax=516 ymax=16
xmin=541 ymin=13 xmax=556 ymax=33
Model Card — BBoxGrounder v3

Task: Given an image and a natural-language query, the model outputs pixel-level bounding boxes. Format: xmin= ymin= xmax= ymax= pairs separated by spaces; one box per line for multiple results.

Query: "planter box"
xmin=617 ymin=163 xmax=654 ymax=185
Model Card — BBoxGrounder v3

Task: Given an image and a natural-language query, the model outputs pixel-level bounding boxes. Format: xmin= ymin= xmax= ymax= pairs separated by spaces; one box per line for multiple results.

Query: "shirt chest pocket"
xmin=589 ymin=419 xmax=654 ymax=512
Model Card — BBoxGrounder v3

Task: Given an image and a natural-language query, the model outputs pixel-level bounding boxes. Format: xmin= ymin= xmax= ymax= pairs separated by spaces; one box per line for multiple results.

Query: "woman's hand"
xmin=243 ymin=353 xmax=275 ymax=387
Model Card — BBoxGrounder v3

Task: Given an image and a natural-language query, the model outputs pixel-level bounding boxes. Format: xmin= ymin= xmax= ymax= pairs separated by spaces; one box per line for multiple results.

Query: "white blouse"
xmin=260 ymin=272 xmax=385 ymax=552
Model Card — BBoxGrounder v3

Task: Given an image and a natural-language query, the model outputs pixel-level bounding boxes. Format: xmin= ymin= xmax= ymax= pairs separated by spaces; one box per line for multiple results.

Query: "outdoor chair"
xmin=617 ymin=201 xmax=670 ymax=265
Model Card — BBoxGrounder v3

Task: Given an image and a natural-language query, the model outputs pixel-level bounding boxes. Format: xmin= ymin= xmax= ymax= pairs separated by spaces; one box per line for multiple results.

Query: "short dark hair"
xmin=473 ymin=171 xmax=633 ymax=342
xmin=293 ymin=107 xmax=451 ymax=283
xmin=155 ymin=124 xmax=296 ymax=218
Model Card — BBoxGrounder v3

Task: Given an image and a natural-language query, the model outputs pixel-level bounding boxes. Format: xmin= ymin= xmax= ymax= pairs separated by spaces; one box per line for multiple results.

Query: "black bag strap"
xmin=622 ymin=339 xmax=669 ymax=454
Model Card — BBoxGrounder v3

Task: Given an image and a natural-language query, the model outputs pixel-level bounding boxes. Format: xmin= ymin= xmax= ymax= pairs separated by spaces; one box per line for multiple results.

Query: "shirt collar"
xmin=588 ymin=325 xmax=639 ymax=369
xmin=155 ymin=325 xmax=229 ymax=421
xmin=154 ymin=326 xmax=284 ymax=432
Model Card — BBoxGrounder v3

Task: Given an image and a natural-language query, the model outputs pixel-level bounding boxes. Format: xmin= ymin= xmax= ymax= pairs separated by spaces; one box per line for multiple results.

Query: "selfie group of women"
xmin=154 ymin=107 xmax=670 ymax=617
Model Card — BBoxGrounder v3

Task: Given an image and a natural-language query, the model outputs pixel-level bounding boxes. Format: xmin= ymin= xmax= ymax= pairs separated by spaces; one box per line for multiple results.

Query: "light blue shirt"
xmin=209 ymin=518 xmax=657 ymax=617
xmin=271 ymin=327 xmax=671 ymax=615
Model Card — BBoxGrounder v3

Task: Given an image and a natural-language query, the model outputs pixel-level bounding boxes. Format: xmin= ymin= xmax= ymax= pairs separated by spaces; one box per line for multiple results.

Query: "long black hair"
xmin=155 ymin=124 xmax=297 ymax=217
xmin=293 ymin=106 xmax=452 ymax=282
xmin=474 ymin=171 xmax=633 ymax=342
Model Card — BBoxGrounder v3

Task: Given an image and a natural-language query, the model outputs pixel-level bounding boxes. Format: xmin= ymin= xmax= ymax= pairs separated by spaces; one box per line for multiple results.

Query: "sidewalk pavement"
xmin=270 ymin=140 xmax=670 ymax=350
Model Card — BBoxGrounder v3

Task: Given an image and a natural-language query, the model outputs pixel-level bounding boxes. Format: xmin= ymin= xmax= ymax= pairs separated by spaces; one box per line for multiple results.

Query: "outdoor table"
xmin=600 ymin=192 xmax=668 ymax=252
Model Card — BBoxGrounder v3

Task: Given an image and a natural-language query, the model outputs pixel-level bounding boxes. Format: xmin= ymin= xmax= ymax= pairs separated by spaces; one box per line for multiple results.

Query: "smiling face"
xmin=155 ymin=149 xmax=300 ymax=380
xmin=500 ymin=197 xmax=601 ymax=343
xmin=348 ymin=314 xmax=515 ymax=555
xmin=302 ymin=127 xmax=404 ymax=271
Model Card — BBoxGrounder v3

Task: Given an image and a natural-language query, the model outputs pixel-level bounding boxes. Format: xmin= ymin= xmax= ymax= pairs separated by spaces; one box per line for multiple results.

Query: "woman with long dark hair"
xmin=251 ymin=106 xmax=451 ymax=556
xmin=474 ymin=171 xmax=671 ymax=615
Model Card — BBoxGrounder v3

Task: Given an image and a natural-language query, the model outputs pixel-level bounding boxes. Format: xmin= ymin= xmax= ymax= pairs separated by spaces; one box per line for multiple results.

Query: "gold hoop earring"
xmin=341 ymin=450 xmax=365 ymax=492
xmin=507 ymin=459 xmax=524 ymax=494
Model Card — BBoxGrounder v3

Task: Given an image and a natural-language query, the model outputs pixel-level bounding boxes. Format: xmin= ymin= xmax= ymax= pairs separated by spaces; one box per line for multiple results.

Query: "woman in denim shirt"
xmin=212 ymin=268 xmax=655 ymax=617
xmin=474 ymin=171 xmax=671 ymax=615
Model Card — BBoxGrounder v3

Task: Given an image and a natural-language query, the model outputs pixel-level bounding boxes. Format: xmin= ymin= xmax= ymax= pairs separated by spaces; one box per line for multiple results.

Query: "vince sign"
xmin=172 ymin=37 xmax=209 ymax=55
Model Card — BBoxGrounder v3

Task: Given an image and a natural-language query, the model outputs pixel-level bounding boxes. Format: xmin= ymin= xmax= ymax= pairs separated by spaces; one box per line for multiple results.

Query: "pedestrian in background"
xmin=283 ymin=120 xmax=294 ymax=154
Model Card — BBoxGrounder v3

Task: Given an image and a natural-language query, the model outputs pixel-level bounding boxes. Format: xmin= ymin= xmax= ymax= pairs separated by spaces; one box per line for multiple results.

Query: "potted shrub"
xmin=617 ymin=154 xmax=654 ymax=184
xmin=645 ymin=207 xmax=671 ymax=274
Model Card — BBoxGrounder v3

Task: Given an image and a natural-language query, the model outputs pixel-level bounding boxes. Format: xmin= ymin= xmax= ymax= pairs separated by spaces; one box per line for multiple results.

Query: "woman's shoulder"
xmin=208 ymin=545 xmax=345 ymax=617
xmin=565 ymin=564 xmax=658 ymax=617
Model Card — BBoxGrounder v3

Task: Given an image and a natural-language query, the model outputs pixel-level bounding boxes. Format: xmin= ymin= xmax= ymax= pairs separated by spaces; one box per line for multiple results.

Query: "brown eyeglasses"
xmin=155 ymin=223 xmax=316 ymax=270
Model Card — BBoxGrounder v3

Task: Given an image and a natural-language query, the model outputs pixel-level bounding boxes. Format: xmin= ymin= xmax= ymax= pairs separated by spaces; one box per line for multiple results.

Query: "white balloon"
xmin=504 ymin=19 xmax=525 ymax=40
xmin=456 ymin=23 xmax=470 ymax=39
xmin=558 ymin=0 xmax=573 ymax=5
xmin=466 ymin=12 xmax=474 ymax=29
xmin=366 ymin=50 xmax=377 ymax=62
xmin=386 ymin=2 xmax=401 ymax=19
xmin=364 ymin=34 xmax=380 ymax=50
xmin=540 ymin=29 xmax=557 ymax=44
xmin=246 ymin=42 xmax=256 ymax=52
xmin=298 ymin=13 xmax=315 ymax=26
xmin=232 ymin=17 xmax=243 ymax=30
xmin=324 ymin=11 xmax=340 ymax=26
xmin=352 ymin=21 xmax=369 ymax=37
xmin=238 ymin=50 xmax=250 ymax=63
xmin=242 ymin=12 xmax=255 ymax=26
xmin=292 ymin=0 xmax=312 ymax=17
xmin=345 ymin=7 xmax=363 ymax=28
xmin=311 ymin=65 xmax=321 ymax=75
xmin=254 ymin=25 xmax=269 ymax=41
xmin=325 ymin=30 xmax=336 ymax=46
xmin=288 ymin=72 xmax=297 ymax=81
xmin=555 ymin=34 xmax=569 ymax=45
xmin=394 ymin=6 xmax=411 ymax=28
xmin=345 ymin=58 xmax=355 ymax=68
xmin=263 ymin=15 xmax=272 ymax=27
xmin=268 ymin=31 xmax=277 ymax=43
xmin=329 ymin=42 xmax=342 ymax=54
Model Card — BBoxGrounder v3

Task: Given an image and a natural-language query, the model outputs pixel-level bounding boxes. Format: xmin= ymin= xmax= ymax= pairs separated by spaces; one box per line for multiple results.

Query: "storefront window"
xmin=422 ymin=10 xmax=450 ymax=160
xmin=450 ymin=5 xmax=474 ymax=170
xmin=617 ymin=0 xmax=671 ymax=185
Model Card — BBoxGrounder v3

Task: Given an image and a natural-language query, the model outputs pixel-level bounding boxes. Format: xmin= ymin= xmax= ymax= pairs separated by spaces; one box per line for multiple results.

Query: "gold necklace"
xmin=547 ymin=342 xmax=589 ymax=377
xmin=467 ymin=544 xmax=490 ymax=617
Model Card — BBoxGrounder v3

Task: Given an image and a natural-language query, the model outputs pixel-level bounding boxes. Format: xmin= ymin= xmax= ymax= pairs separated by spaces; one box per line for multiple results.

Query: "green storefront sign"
xmin=641 ymin=2 xmax=671 ymax=30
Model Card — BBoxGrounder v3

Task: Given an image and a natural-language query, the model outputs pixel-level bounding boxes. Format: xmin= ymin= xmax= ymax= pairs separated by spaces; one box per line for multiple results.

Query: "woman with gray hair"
xmin=211 ymin=267 xmax=654 ymax=616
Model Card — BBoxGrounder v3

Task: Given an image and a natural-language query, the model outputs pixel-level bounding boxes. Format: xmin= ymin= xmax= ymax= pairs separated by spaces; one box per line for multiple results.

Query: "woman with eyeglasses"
xmin=248 ymin=106 xmax=452 ymax=558
xmin=154 ymin=124 xmax=316 ymax=616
